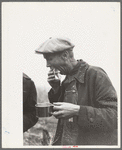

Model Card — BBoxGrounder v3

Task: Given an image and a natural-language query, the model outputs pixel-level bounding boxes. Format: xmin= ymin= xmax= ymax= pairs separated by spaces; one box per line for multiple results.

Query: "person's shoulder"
xmin=88 ymin=65 xmax=103 ymax=71
xmin=88 ymin=65 xmax=107 ymax=76
xmin=23 ymin=73 xmax=31 ymax=80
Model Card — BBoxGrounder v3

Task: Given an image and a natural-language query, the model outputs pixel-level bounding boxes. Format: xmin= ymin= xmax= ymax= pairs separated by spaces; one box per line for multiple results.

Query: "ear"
xmin=61 ymin=51 xmax=69 ymax=60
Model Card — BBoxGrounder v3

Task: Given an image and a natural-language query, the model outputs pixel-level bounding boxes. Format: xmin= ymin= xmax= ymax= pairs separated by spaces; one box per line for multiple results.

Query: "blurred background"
xmin=2 ymin=2 xmax=120 ymax=148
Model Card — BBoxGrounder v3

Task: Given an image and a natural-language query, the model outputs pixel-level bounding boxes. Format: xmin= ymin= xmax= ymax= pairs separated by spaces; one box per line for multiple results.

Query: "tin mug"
xmin=35 ymin=102 xmax=54 ymax=118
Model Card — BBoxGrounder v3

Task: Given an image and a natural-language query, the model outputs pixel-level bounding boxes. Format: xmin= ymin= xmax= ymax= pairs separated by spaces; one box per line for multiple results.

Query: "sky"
xmin=2 ymin=2 xmax=120 ymax=148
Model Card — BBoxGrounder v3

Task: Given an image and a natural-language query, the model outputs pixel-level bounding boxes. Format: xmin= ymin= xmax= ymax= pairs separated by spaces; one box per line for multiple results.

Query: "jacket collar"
xmin=65 ymin=60 xmax=89 ymax=84
xmin=75 ymin=60 xmax=89 ymax=83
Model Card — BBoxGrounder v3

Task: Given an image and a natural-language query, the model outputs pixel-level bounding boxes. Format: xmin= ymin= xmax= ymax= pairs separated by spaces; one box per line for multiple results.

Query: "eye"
xmin=47 ymin=57 xmax=52 ymax=61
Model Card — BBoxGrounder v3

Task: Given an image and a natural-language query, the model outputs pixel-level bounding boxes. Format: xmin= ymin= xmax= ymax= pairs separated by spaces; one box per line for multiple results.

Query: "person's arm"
xmin=52 ymin=68 xmax=117 ymax=132
xmin=77 ymin=68 xmax=117 ymax=131
xmin=47 ymin=68 xmax=62 ymax=103
xmin=23 ymin=80 xmax=38 ymax=132
xmin=48 ymin=86 xmax=62 ymax=103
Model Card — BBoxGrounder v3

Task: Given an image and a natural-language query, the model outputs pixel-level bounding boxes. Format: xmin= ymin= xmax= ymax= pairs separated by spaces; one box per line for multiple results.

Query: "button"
xmin=89 ymin=118 xmax=94 ymax=123
xmin=69 ymin=117 xmax=73 ymax=122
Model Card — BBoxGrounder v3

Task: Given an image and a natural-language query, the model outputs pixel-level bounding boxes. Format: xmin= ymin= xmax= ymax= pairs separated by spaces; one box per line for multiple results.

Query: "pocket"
xmin=66 ymin=117 xmax=78 ymax=131
xmin=64 ymin=89 xmax=78 ymax=104
xmin=62 ymin=119 xmax=78 ymax=145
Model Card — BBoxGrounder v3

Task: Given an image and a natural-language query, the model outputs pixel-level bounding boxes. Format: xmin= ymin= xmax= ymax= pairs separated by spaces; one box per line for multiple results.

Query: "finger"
xmin=53 ymin=106 xmax=62 ymax=111
xmin=55 ymin=71 xmax=60 ymax=74
xmin=52 ymin=110 xmax=63 ymax=116
xmin=53 ymin=102 xmax=63 ymax=106
xmin=48 ymin=78 xmax=60 ymax=82
xmin=48 ymin=69 xmax=56 ymax=74
xmin=48 ymin=70 xmax=60 ymax=75
xmin=53 ymin=111 xmax=65 ymax=119
xmin=48 ymin=75 xmax=60 ymax=81
xmin=54 ymin=114 xmax=63 ymax=119
xmin=48 ymin=71 xmax=55 ymax=75
xmin=48 ymin=75 xmax=55 ymax=79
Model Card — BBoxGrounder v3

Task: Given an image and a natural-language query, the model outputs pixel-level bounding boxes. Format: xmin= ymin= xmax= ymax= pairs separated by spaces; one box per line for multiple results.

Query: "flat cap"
xmin=35 ymin=37 xmax=75 ymax=54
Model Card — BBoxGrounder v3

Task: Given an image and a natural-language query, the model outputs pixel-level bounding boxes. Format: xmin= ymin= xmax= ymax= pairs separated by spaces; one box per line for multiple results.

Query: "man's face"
xmin=43 ymin=53 xmax=65 ymax=74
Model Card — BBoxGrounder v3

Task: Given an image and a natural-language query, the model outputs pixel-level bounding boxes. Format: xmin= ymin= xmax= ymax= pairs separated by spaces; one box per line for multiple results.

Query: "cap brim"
xmin=35 ymin=50 xmax=44 ymax=54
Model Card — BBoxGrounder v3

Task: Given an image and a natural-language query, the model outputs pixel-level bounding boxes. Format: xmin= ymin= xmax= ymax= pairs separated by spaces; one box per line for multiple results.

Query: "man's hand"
xmin=52 ymin=102 xmax=80 ymax=119
xmin=47 ymin=69 xmax=61 ymax=93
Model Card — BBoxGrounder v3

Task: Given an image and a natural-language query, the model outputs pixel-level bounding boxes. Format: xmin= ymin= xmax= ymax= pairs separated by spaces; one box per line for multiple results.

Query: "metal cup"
xmin=35 ymin=103 xmax=54 ymax=118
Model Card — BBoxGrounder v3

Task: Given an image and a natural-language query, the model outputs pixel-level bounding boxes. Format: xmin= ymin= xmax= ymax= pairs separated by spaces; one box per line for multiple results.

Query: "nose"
xmin=46 ymin=60 xmax=51 ymax=68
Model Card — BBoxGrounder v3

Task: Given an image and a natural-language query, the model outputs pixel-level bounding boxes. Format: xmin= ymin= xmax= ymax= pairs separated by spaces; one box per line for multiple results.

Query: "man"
xmin=23 ymin=73 xmax=38 ymax=132
xmin=35 ymin=37 xmax=117 ymax=145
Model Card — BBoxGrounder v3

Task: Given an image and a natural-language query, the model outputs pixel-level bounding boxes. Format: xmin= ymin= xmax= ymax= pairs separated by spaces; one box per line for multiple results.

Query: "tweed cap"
xmin=35 ymin=37 xmax=75 ymax=54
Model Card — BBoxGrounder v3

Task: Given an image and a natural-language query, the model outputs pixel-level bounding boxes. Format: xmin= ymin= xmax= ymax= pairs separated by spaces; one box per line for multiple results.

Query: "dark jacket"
xmin=23 ymin=73 xmax=38 ymax=132
xmin=48 ymin=60 xmax=117 ymax=145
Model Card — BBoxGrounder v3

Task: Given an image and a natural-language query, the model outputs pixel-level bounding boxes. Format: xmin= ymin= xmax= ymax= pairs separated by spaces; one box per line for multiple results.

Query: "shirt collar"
xmin=64 ymin=60 xmax=89 ymax=84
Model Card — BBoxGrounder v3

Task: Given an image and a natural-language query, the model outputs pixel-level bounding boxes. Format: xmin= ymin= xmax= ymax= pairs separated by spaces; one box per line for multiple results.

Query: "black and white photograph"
xmin=2 ymin=2 xmax=120 ymax=148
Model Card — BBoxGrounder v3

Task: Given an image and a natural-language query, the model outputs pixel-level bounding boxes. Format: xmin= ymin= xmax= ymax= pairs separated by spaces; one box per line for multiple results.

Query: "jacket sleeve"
xmin=48 ymin=86 xmax=62 ymax=103
xmin=23 ymin=80 xmax=38 ymax=132
xmin=78 ymin=68 xmax=117 ymax=132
